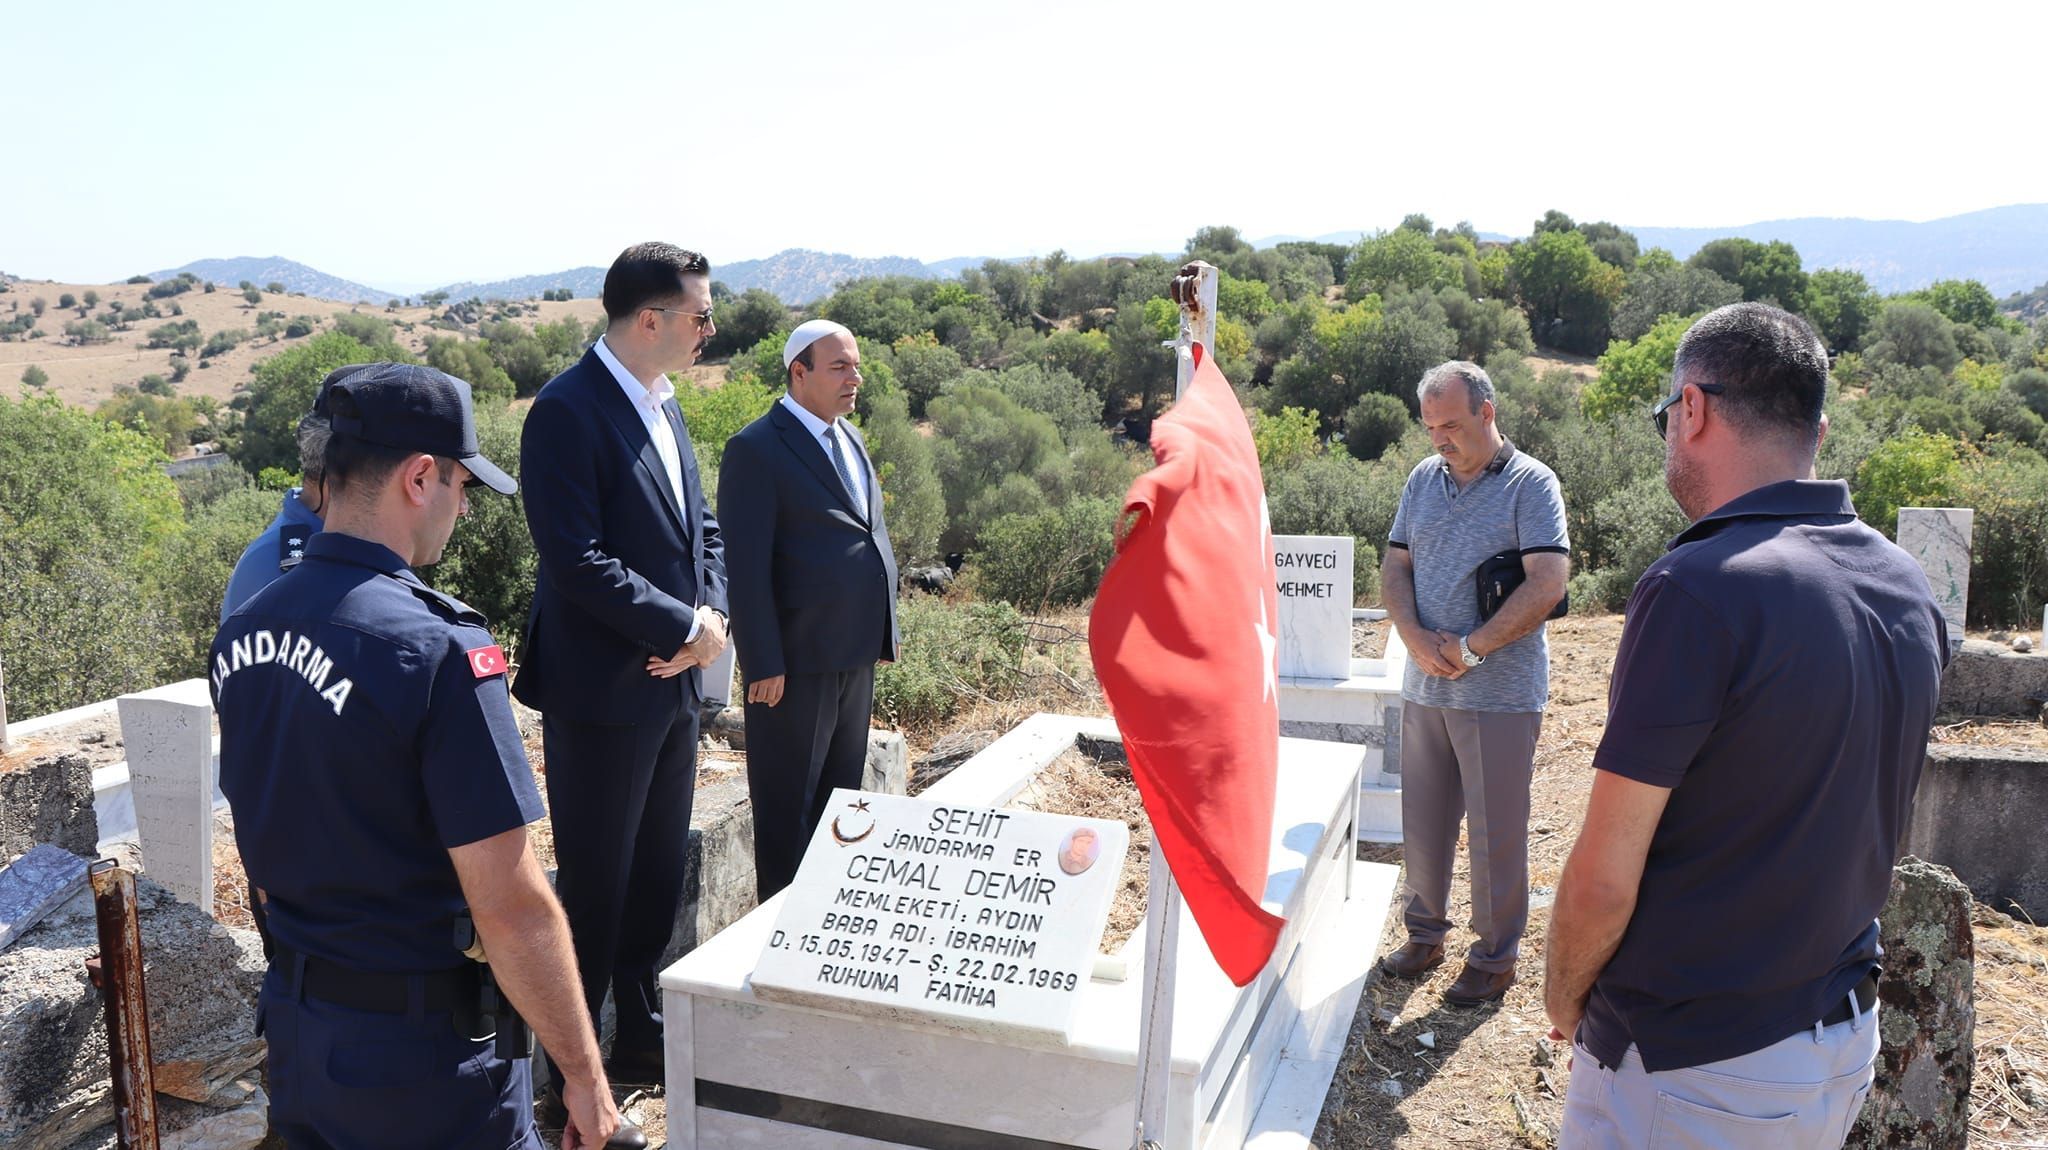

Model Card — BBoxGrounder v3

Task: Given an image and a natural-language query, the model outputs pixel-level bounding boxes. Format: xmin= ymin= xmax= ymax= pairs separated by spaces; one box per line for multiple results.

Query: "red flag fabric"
xmin=1089 ymin=344 xmax=1283 ymax=986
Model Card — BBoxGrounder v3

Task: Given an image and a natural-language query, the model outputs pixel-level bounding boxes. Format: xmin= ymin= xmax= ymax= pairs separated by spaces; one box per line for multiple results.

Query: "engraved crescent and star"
xmin=831 ymin=798 xmax=874 ymax=845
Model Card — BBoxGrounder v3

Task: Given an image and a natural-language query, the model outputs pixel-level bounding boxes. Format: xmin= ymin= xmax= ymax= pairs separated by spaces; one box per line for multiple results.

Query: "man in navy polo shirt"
xmin=1544 ymin=303 xmax=1948 ymax=1148
xmin=213 ymin=363 xmax=625 ymax=1149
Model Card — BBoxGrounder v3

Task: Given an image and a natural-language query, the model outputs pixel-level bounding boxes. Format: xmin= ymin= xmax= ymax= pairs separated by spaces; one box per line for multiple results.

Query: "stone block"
xmin=0 ymin=844 xmax=90 ymax=953
xmin=1905 ymin=743 xmax=2048 ymax=920
xmin=1845 ymin=857 xmax=1973 ymax=1150
xmin=116 ymin=681 xmax=216 ymax=912
xmin=0 ymin=875 xmax=265 ymax=1148
xmin=0 ymin=750 xmax=98 ymax=861
xmin=1938 ymin=638 xmax=2048 ymax=719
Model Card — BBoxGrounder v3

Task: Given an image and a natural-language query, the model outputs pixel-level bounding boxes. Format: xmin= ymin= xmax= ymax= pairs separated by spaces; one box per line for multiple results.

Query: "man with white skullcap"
xmin=718 ymin=319 xmax=900 ymax=900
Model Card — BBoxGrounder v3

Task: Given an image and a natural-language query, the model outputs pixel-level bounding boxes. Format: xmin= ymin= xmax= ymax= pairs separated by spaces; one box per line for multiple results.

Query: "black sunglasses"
xmin=1653 ymin=382 xmax=1725 ymax=439
xmin=649 ymin=305 xmax=715 ymax=327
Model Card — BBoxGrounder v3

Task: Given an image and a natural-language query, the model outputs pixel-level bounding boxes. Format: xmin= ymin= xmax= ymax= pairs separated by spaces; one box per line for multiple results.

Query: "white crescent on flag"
xmin=466 ymin=645 xmax=506 ymax=679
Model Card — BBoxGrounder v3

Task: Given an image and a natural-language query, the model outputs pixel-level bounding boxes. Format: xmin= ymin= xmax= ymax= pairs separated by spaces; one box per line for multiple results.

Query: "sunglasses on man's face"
xmin=650 ymin=305 xmax=716 ymax=327
xmin=1653 ymin=382 xmax=1725 ymax=439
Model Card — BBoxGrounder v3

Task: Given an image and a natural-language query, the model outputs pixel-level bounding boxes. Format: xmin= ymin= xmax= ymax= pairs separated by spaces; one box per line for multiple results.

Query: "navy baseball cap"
xmin=324 ymin=363 xmax=517 ymax=495
xmin=310 ymin=363 xmax=376 ymax=417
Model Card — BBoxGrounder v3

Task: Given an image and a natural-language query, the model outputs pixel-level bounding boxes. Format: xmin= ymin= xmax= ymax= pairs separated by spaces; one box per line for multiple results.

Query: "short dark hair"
xmin=602 ymin=242 xmax=710 ymax=323
xmin=1672 ymin=303 xmax=1828 ymax=446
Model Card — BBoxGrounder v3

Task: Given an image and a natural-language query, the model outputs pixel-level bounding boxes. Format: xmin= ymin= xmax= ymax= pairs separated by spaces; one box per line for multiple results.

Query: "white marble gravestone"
xmin=750 ymin=788 xmax=1129 ymax=1041
xmin=116 ymin=679 xmax=216 ymax=912
xmin=1898 ymin=507 xmax=1972 ymax=649
xmin=1273 ymin=534 xmax=1353 ymax=680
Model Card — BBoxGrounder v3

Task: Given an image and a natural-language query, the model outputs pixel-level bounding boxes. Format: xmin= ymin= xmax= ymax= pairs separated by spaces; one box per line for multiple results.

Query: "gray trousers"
xmin=1398 ymin=702 xmax=1541 ymax=972
xmin=1560 ymin=1002 xmax=1880 ymax=1148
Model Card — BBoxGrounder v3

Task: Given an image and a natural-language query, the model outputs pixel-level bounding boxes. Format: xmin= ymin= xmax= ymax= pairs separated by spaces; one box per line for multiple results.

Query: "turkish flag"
xmin=467 ymin=645 xmax=507 ymax=679
xmin=1089 ymin=344 xmax=1283 ymax=987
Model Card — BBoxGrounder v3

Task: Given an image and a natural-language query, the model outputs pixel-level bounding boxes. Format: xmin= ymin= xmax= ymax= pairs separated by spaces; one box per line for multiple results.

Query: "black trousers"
xmin=541 ymin=703 xmax=697 ymax=1090
xmin=744 ymin=666 xmax=875 ymax=902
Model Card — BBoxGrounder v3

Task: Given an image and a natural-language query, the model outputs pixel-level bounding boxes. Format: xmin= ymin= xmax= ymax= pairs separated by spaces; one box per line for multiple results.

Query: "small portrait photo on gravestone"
xmin=1058 ymin=826 xmax=1101 ymax=876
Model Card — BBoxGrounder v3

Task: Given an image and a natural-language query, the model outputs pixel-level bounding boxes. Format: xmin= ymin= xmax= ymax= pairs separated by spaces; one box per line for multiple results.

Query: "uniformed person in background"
xmin=218 ymin=364 xmax=367 ymax=621
xmin=211 ymin=363 xmax=626 ymax=1149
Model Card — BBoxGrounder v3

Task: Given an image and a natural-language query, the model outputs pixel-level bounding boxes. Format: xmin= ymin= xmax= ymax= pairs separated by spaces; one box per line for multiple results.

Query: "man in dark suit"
xmin=514 ymin=242 xmax=727 ymax=1141
xmin=718 ymin=319 xmax=899 ymax=901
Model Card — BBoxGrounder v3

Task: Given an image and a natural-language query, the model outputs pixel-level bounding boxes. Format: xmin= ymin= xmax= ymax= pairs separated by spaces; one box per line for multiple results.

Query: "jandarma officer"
xmin=211 ymin=363 xmax=625 ymax=1150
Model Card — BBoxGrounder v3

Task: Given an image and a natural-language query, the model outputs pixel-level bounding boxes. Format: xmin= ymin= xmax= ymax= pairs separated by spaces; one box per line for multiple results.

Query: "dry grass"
xmin=0 ymin=276 xmax=604 ymax=417
xmin=1009 ymin=748 xmax=1152 ymax=953
xmin=1930 ymin=718 xmax=2048 ymax=751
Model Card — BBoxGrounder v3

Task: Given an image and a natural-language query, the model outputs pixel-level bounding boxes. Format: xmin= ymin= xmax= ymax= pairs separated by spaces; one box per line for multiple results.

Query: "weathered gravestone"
xmin=0 ymin=750 xmax=99 ymax=861
xmin=1844 ymin=856 xmax=1974 ymax=1150
xmin=0 ymin=874 xmax=265 ymax=1149
xmin=750 ymin=787 xmax=1129 ymax=1040
xmin=1273 ymin=534 xmax=1353 ymax=680
xmin=116 ymin=680 xmax=215 ymax=912
xmin=1897 ymin=508 xmax=1972 ymax=654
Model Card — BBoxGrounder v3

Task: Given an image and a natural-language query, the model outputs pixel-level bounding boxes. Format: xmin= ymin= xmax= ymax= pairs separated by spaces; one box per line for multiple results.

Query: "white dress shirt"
xmin=777 ymin=393 xmax=869 ymax=514
xmin=593 ymin=335 xmax=704 ymax=641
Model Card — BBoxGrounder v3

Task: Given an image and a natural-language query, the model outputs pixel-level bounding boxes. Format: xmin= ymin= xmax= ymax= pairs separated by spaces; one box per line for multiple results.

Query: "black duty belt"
xmin=1819 ymin=971 xmax=1879 ymax=1028
xmin=273 ymin=945 xmax=478 ymax=1014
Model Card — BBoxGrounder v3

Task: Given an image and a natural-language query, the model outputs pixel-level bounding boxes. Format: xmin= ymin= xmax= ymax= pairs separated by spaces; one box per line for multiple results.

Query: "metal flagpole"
xmin=1130 ymin=261 xmax=1220 ymax=1150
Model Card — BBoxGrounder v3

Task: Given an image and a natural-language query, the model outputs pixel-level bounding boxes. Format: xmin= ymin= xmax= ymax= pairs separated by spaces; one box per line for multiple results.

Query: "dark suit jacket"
xmin=718 ymin=400 xmax=899 ymax=682
xmin=513 ymin=347 xmax=728 ymax=724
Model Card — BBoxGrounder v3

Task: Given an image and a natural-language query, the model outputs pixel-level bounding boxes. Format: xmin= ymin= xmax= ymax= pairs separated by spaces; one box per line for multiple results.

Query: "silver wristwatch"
xmin=1459 ymin=635 xmax=1485 ymax=667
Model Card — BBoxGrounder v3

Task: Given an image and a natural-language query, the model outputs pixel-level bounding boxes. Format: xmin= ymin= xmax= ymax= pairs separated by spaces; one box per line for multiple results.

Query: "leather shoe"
xmin=1443 ymin=962 xmax=1515 ymax=1006
xmin=537 ymin=1086 xmax=649 ymax=1150
xmin=1377 ymin=940 xmax=1445 ymax=979
xmin=605 ymin=1044 xmax=665 ymax=1087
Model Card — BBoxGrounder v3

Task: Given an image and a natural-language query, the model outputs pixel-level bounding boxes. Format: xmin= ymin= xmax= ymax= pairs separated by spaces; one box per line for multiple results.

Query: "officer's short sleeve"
xmin=418 ymin=631 xmax=545 ymax=849
xmin=1590 ymin=573 xmax=1736 ymax=788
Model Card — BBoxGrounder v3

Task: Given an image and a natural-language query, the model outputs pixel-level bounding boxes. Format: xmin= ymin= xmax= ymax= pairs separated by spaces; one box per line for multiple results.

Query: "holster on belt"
xmin=454 ymin=910 xmax=535 ymax=1060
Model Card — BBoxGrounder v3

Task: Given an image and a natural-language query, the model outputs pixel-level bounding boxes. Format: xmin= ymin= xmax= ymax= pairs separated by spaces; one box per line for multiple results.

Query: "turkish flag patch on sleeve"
xmin=466 ymin=645 xmax=506 ymax=679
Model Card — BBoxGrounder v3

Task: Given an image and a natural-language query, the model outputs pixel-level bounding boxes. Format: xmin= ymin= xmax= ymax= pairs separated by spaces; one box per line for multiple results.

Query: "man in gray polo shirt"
xmin=1378 ymin=360 xmax=1569 ymax=1005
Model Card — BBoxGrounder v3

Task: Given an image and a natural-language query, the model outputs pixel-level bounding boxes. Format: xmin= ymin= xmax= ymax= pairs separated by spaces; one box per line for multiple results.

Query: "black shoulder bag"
xmin=1477 ymin=551 xmax=1569 ymax=621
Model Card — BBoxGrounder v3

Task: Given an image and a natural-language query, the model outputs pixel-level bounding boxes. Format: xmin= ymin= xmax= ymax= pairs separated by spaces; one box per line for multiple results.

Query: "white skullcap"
xmin=783 ymin=319 xmax=855 ymax=368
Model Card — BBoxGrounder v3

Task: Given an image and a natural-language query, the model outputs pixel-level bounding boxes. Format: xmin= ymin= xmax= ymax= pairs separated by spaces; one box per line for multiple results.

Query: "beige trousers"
xmin=1560 ymin=1002 xmax=1880 ymax=1149
xmin=1397 ymin=702 xmax=1541 ymax=972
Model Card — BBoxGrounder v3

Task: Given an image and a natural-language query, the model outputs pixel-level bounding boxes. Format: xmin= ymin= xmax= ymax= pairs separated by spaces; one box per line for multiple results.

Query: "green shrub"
xmin=157 ymin=483 xmax=277 ymax=667
xmin=423 ymin=404 xmax=534 ymax=648
xmin=1251 ymin=405 xmax=1321 ymax=472
xmin=1264 ymin=449 xmax=1409 ymax=603
xmin=860 ymin=389 xmax=945 ymax=567
xmin=1946 ymin=442 xmax=2048 ymax=627
xmin=873 ymin=597 xmax=1028 ymax=729
xmin=1852 ymin=426 xmax=1959 ymax=538
xmin=973 ymin=498 xmax=1118 ymax=612
xmin=235 ymin=330 xmax=385 ymax=474
xmin=0 ymin=394 xmax=185 ymax=716
xmin=20 ymin=364 xmax=47 ymax=388
xmin=674 ymin=376 xmax=776 ymax=487
xmin=1342 ymin=393 xmax=1411 ymax=462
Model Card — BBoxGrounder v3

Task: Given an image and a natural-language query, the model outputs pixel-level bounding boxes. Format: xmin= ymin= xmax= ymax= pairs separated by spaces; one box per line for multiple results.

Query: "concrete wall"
xmin=1905 ymin=743 xmax=2048 ymax=921
xmin=1938 ymin=639 xmax=2048 ymax=719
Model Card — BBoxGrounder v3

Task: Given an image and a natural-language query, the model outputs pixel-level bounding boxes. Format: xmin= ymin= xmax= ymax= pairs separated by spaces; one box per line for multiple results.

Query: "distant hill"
xmin=1628 ymin=205 xmax=2048 ymax=295
xmin=433 ymin=249 xmax=966 ymax=307
xmin=145 ymin=256 xmax=396 ymax=303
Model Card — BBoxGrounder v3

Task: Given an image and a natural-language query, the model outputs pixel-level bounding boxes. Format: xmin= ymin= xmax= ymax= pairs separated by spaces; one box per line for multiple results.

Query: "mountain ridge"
xmin=145 ymin=204 xmax=2048 ymax=306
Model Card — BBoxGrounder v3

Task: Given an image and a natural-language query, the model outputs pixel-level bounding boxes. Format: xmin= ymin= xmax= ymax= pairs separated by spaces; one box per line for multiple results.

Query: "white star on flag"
xmin=1256 ymin=598 xmax=1278 ymax=703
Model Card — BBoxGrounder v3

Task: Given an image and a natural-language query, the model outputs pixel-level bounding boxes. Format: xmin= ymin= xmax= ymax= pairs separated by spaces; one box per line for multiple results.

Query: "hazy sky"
xmin=9 ymin=0 xmax=2043 ymax=290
